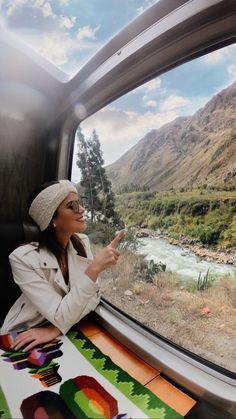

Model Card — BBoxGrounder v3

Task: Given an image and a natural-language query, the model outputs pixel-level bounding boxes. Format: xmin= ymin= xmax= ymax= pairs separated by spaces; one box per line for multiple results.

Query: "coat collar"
xmin=38 ymin=246 xmax=58 ymax=269
xmin=37 ymin=244 xmax=74 ymax=294
xmin=38 ymin=239 xmax=78 ymax=269
xmin=32 ymin=238 xmax=91 ymax=293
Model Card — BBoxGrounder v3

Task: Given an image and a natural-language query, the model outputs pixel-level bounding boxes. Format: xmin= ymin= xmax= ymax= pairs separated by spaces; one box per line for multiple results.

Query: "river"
xmin=138 ymin=236 xmax=236 ymax=281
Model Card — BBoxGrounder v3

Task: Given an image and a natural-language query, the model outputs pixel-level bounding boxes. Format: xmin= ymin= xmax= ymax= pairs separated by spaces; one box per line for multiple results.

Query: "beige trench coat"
xmin=1 ymin=234 xmax=100 ymax=335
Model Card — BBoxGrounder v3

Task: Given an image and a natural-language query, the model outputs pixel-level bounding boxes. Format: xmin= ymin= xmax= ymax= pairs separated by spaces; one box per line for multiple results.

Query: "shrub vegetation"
xmin=115 ymin=189 xmax=236 ymax=247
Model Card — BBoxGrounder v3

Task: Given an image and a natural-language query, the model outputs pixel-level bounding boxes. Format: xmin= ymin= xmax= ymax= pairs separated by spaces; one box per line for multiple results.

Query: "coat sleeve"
xmin=9 ymin=250 xmax=100 ymax=335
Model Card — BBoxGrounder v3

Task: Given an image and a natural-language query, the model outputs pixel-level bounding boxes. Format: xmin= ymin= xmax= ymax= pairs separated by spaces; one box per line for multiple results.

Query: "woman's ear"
xmin=50 ymin=213 xmax=58 ymax=228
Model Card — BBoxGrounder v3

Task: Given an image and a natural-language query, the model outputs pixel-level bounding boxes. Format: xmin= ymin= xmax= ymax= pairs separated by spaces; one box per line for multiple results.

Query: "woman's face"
xmin=53 ymin=192 xmax=86 ymax=235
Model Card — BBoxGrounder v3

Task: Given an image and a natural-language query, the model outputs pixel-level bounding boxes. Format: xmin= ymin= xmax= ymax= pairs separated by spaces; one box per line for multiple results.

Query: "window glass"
xmin=0 ymin=0 xmax=159 ymax=76
xmin=71 ymin=43 xmax=236 ymax=373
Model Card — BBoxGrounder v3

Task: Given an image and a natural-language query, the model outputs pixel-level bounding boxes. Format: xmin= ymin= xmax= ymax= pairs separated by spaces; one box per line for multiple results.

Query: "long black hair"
xmin=28 ymin=181 xmax=87 ymax=262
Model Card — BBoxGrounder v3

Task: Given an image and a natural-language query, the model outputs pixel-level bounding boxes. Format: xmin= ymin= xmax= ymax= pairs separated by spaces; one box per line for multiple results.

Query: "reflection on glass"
xmin=0 ymin=0 xmax=157 ymax=76
xmin=72 ymin=44 xmax=236 ymax=373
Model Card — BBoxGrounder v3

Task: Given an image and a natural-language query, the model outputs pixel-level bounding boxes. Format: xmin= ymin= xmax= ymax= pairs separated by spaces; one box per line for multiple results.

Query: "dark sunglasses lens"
xmin=74 ymin=200 xmax=81 ymax=210
xmin=67 ymin=198 xmax=85 ymax=211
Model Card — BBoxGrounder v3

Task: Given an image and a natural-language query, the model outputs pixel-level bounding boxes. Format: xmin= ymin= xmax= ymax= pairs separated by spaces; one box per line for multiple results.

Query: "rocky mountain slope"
xmin=106 ymin=81 xmax=236 ymax=191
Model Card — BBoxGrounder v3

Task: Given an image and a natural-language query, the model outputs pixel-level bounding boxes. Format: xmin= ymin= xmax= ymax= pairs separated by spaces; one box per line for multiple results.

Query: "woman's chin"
xmin=75 ymin=221 xmax=86 ymax=233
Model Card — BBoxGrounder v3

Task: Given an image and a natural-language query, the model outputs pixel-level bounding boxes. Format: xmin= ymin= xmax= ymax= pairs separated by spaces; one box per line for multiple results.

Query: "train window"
xmin=71 ymin=42 xmax=236 ymax=374
xmin=1 ymin=0 xmax=158 ymax=75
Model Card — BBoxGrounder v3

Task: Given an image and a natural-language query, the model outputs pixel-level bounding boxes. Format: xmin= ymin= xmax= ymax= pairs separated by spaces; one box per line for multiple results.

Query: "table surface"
xmin=77 ymin=314 xmax=196 ymax=417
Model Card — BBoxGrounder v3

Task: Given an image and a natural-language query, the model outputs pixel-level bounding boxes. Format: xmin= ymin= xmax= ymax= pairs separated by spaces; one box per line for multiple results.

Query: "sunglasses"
xmin=66 ymin=198 xmax=84 ymax=212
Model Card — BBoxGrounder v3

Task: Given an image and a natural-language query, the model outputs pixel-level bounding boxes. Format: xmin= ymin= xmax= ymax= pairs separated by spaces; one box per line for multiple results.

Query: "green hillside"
xmin=116 ymin=189 xmax=236 ymax=248
xmin=107 ymin=81 xmax=236 ymax=192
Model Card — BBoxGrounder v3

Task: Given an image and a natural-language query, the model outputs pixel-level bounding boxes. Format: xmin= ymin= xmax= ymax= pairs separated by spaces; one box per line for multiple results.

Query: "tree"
xmin=76 ymin=127 xmax=98 ymax=222
xmin=76 ymin=127 xmax=122 ymax=227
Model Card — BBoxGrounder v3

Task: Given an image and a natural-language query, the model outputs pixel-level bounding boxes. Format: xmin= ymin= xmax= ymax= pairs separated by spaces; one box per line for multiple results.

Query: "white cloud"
xmin=59 ymin=14 xmax=76 ymax=29
xmin=41 ymin=1 xmax=55 ymax=18
xmin=144 ymin=99 xmax=157 ymax=108
xmin=137 ymin=0 xmax=157 ymax=15
xmin=6 ymin=0 xmax=28 ymax=16
xmin=15 ymin=27 xmax=100 ymax=70
xmin=79 ymin=105 xmax=177 ymax=165
xmin=34 ymin=0 xmax=45 ymax=6
xmin=71 ymin=104 xmax=177 ymax=181
xmin=227 ymin=64 xmax=236 ymax=78
xmin=36 ymin=31 xmax=71 ymax=65
xmin=76 ymin=24 xmax=101 ymax=42
xmin=82 ymin=105 xmax=177 ymax=143
xmin=58 ymin=0 xmax=70 ymax=5
xmin=5 ymin=0 xmax=57 ymax=18
xmin=203 ymin=44 xmax=236 ymax=65
xmin=18 ymin=30 xmax=76 ymax=66
xmin=203 ymin=49 xmax=226 ymax=64
xmin=4 ymin=1 xmax=99 ymax=71
xmin=136 ymin=78 xmax=161 ymax=108
xmin=136 ymin=6 xmax=145 ymax=15
xmin=138 ymin=78 xmax=161 ymax=92
xmin=144 ymin=78 xmax=161 ymax=91
xmin=159 ymin=95 xmax=190 ymax=111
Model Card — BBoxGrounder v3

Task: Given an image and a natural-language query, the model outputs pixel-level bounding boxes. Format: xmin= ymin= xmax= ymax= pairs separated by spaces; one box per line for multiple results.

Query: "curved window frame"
xmin=57 ymin=0 xmax=236 ymax=414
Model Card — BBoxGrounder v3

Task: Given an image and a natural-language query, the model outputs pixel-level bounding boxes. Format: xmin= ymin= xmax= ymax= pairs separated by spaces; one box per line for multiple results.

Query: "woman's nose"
xmin=78 ymin=205 xmax=85 ymax=213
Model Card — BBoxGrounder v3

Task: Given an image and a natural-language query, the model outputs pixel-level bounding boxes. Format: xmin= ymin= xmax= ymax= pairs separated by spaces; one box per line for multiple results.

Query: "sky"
xmin=74 ymin=43 xmax=236 ymax=181
xmin=0 ymin=0 xmax=158 ymax=74
xmin=0 ymin=0 xmax=236 ymax=183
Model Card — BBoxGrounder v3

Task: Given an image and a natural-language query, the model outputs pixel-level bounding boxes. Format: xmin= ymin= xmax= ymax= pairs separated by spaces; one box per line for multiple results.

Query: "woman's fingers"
xmin=12 ymin=334 xmax=34 ymax=350
xmin=15 ymin=331 xmax=34 ymax=341
xmin=107 ymin=248 xmax=120 ymax=264
xmin=12 ymin=330 xmax=40 ymax=350
xmin=12 ymin=334 xmax=28 ymax=347
xmin=107 ymin=247 xmax=120 ymax=258
xmin=97 ymin=247 xmax=120 ymax=265
xmin=10 ymin=326 xmax=60 ymax=352
xmin=17 ymin=338 xmax=39 ymax=352
xmin=111 ymin=248 xmax=120 ymax=257
xmin=89 ymin=242 xmax=122 ymax=277
xmin=22 ymin=340 xmax=39 ymax=352
xmin=109 ymin=230 xmax=125 ymax=249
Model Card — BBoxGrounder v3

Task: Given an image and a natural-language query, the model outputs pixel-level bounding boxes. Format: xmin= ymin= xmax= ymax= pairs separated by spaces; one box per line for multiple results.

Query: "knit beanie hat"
xmin=29 ymin=180 xmax=77 ymax=231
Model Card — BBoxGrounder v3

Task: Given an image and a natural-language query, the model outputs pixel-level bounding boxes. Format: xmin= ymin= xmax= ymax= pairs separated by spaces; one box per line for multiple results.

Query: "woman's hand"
xmin=85 ymin=230 xmax=125 ymax=281
xmin=11 ymin=325 xmax=61 ymax=352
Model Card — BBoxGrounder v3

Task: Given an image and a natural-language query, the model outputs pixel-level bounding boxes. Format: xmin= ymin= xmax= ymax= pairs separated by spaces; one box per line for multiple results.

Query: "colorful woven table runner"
xmin=0 ymin=330 xmax=183 ymax=418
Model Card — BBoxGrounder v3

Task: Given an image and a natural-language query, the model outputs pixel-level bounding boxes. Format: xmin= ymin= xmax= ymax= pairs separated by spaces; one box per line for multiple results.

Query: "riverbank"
xmin=136 ymin=228 xmax=236 ymax=267
xmin=97 ymin=246 xmax=236 ymax=373
xmin=116 ymin=189 xmax=236 ymax=251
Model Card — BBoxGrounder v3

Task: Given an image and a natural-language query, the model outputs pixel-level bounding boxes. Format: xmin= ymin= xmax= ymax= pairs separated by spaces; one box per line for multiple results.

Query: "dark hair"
xmin=28 ymin=181 xmax=87 ymax=262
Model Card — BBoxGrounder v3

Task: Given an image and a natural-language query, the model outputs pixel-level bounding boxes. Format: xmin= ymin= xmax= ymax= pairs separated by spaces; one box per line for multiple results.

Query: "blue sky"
xmin=0 ymin=1 xmax=235 ymax=183
xmin=0 ymin=0 xmax=158 ymax=74
xmin=76 ymin=43 xmax=236 ymax=181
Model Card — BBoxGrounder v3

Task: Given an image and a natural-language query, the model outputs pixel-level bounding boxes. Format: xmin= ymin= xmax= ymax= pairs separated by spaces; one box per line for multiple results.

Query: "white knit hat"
xmin=29 ymin=180 xmax=77 ymax=231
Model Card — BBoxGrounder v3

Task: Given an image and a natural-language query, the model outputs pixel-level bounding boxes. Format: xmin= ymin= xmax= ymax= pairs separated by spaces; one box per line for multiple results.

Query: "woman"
xmin=1 ymin=180 xmax=124 ymax=351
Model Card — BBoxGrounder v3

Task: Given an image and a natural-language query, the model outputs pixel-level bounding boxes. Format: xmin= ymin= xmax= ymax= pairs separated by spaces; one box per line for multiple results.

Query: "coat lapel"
xmin=67 ymin=240 xmax=92 ymax=288
xmin=38 ymin=247 xmax=69 ymax=293
xmin=37 ymin=239 xmax=93 ymax=292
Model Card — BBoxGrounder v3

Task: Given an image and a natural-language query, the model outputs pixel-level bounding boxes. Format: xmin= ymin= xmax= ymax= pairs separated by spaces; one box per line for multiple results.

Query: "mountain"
xmin=106 ymin=81 xmax=236 ymax=191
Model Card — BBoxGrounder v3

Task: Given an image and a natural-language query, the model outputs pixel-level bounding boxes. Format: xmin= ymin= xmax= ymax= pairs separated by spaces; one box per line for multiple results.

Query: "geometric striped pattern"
xmin=0 ymin=329 xmax=185 ymax=418
xmin=67 ymin=331 xmax=183 ymax=419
